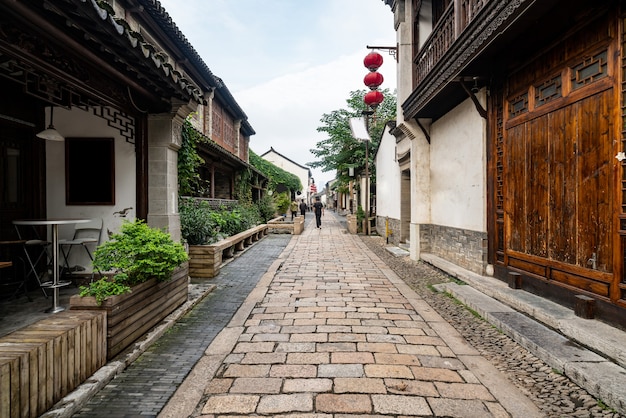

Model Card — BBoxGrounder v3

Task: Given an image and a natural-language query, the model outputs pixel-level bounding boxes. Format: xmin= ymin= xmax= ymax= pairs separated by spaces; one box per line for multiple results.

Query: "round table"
xmin=12 ymin=219 xmax=90 ymax=313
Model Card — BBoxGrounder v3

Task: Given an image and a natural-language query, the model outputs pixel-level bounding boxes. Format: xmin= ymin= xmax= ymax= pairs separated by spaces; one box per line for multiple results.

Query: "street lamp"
xmin=351 ymin=49 xmax=387 ymax=235
xmin=349 ymin=117 xmax=371 ymax=234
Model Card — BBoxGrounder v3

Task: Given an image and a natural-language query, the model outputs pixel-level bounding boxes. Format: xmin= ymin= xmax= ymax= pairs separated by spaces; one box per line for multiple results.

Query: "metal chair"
xmin=13 ymin=225 xmax=50 ymax=297
xmin=59 ymin=218 xmax=103 ymax=280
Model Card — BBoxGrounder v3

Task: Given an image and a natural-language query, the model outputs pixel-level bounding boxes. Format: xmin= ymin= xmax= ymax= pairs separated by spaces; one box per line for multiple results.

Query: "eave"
xmin=0 ymin=0 xmax=206 ymax=112
xmin=402 ymin=0 xmax=577 ymax=120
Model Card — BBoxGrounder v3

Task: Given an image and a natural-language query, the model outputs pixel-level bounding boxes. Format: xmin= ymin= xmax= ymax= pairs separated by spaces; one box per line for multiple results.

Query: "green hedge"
xmin=179 ymin=198 xmax=265 ymax=245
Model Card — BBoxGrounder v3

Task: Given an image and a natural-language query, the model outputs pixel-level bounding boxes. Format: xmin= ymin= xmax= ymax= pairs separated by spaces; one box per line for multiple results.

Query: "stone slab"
xmin=384 ymin=246 xmax=409 ymax=257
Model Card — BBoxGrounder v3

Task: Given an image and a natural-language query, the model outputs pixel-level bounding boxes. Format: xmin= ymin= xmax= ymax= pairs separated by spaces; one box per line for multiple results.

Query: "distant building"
xmin=260 ymin=147 xmax=313 ymax=203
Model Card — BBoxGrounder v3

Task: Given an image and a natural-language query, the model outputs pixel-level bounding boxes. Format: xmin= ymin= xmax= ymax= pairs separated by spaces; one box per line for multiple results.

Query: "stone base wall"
xmin=345 ymin=215 xmax=357 ymax=234
xmin=376 ymin=216 xmax=401 ymax=245
xmin=268 ymin=216 xmax=304 ymax=235
xmin=420 ymin=224 xmax=487 ymax=275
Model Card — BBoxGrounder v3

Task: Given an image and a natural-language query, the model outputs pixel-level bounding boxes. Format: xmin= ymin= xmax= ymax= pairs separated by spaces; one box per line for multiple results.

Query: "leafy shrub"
xmin=275 ymin=192 xmax=291 ymax=215
xmin=219 ymin=208 xmax=243 ymax=237
xmin=79 ymin=219 xmax=188 ymax=304
xmin=180 ymin=198 xmax=264 ymax=245
xmin=179 ymin=198 xmax=222 ymax=245
xmin=356 ymin=205 xmax=365 ymax=233
xmin=78 ymin=278 xmax=131 ymax=305
xmin=257 ymin=195 xmax=276 ymax=222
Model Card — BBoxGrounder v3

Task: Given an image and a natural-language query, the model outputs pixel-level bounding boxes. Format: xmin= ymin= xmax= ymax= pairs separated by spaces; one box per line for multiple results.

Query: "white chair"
xmin=59 ymin=218 xmax=103 ymax=280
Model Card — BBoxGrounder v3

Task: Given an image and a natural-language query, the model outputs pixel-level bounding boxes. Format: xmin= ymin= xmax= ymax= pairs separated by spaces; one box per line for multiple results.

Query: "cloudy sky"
xmin=158 ymin=0 xmax=397 ymax=188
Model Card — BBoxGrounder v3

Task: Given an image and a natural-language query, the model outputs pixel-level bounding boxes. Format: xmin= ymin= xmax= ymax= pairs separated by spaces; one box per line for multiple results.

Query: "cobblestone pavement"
xmin=359 ymin=235 xmax=625 ymax=418
xmin=160 ymin=213 xmax=541 ymax=417
xmin=73 ymin=234 xmax=292 ymax=418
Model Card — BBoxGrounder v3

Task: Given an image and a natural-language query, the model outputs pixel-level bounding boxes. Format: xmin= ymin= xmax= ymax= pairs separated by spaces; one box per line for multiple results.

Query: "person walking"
xmin=313 ymin=197 xmax=324 ymax=229
xmin=290 ymin=200 xmax=298 ymax=221
xmin=299 ymin=200 xmax=307 ymax=218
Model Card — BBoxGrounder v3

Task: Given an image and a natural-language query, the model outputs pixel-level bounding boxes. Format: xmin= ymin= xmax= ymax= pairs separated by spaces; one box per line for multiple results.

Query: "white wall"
xmin=45 ymin=107 xmax=137 ymax=271
xmin=396 ymin=0 xmax=415 ymax=111
xmin=429 ymin=94 xmax=486 ymax=232
xmin=375 ymin=125 xmax=401 ymax=219
xmin=262 ymin=151 xmax=309 ymax=199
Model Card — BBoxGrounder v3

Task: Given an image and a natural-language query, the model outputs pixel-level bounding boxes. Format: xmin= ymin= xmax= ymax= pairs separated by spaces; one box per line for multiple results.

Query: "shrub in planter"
xmin=257 ymin=194 xmax=276 ymax=222
xmin=356 ymin=205 xmax=365 ymax=233
xmin=221 ymin=204 xmax=262 ymax=236
xmin=180 ymin=198 xmax=264 ymax=245
xmin=179 ymin=198 xmax=225 ymax=245
xmin=275 ymin=192 xmax=291 ymax=216
xmin=79 ymin=219 xmax=188 ymax=304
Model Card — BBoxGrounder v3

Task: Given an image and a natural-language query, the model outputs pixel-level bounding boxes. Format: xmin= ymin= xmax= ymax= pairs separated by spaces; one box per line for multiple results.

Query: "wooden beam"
xmin=459 ymin=81 xmax=488 ymax=119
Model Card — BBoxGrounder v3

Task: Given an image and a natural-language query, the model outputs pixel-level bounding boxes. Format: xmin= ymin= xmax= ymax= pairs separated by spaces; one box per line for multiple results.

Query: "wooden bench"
xmin=0 ymin=310 xmax=106 ymax=418
xmin=188 ymin=224 xmax=269 ymax=278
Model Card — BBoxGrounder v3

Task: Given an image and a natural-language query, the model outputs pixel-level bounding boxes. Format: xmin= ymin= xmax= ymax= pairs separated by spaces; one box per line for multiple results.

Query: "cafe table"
xmin=12 ymin=219 xmax=90 ymax=313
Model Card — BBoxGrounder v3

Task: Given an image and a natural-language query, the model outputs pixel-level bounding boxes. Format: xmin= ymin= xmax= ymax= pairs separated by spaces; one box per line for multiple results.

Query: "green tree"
xmin=309 ymin=89 xmax=396 ymax=188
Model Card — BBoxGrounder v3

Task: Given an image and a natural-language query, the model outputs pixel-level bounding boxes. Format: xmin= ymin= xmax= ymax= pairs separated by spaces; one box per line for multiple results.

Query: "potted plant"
xmin=356 ymin=205 xmax=366 ymax=233
xmin=70 ymin=219 xmax=189 ymax=358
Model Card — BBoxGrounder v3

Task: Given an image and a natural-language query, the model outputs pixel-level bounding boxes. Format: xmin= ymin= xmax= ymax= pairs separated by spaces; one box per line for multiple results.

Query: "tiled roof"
xmin=67 ymin=0 xmax=254 ymax=134
xmin=135 ymin=0 xmax=255 ymax=135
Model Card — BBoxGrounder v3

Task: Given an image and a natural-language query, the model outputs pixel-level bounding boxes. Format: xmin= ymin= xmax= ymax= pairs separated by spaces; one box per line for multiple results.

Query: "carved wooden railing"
xmin=459 ymin=0 xmax=489 ymax=31
xmin=414 ymin=0 xmax=491 ymax=86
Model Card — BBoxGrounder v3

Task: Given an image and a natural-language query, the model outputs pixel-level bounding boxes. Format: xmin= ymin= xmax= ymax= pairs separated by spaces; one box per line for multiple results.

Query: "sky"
xmin=157 ymin=0 xmax=397 ymax=189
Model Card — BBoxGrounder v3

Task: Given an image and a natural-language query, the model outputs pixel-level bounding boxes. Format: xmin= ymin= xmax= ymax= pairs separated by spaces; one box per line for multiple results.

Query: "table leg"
xmin=46 ymin=224 xmax=64 ymax=313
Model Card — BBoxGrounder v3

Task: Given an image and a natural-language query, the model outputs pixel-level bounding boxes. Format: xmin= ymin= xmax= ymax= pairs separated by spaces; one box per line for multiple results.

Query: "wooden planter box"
xmin=69 ymin=262 xmax=189 ymax=359
xmin=0 ymin=310 xmax=106 ymax=418
xmin=188 ymin=225 xmax=268 ymax=278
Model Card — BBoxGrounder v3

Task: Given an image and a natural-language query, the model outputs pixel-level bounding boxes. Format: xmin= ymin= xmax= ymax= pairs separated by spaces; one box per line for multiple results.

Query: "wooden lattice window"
xmin=571 ymin=50 xmax=608 ymax=90
xmin=534 ymin=75 xmax=562 ymax=107
xmin=508 ymin=93 xmax=528 ymax=118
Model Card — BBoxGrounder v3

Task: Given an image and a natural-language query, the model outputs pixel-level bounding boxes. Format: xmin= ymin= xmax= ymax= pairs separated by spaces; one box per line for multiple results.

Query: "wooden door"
xmin=504 ymin=88 xmax=614 ymax=296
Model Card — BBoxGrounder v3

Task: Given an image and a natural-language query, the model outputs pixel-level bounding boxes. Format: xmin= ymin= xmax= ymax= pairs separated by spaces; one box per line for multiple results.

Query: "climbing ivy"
xmin=234 ymin=167 xmax=253 ymax=203
xmin=249 ymin=150 xmax=302 ymax=193
xmin=178 ymin=119 xmax=205 ymax=196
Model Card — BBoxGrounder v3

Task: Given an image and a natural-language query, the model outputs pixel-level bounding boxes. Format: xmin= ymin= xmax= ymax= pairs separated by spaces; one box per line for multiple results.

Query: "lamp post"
xmin=349 ymin=116 xmax=372 ymax=234
xmin=361 ymin=51 xmax=385 ymax=234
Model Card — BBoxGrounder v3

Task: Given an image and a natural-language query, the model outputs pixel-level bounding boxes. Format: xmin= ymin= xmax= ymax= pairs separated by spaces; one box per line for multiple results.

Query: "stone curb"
xmin=434 ymin=280 xmax=626 ymax=415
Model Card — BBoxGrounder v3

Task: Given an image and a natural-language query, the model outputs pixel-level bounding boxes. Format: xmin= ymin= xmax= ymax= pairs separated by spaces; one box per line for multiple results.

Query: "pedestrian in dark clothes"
xmin=299 ymin=200 xmax=307 ymax=218
xmin=313 ymin=197 xmax=324 ymax=228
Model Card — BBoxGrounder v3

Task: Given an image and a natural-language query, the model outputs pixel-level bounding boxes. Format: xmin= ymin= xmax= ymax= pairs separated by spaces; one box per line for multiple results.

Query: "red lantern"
xmin=364 ymin=90 xmax=384 ymax=107
xmin=364 ymin=71 xmax=384 ymax=89
xmin=363 ymin=52 xmax=383 ymax=71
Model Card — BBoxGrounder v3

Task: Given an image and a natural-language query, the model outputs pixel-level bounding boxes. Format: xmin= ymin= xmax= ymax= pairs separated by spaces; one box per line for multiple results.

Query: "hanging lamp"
xmin=36 ymin=107 xmax=64 ymax=141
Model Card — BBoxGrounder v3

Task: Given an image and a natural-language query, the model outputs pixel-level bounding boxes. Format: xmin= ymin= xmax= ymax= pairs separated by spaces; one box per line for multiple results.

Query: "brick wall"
xmin=420 ymin=224 xmax=487 ymax=275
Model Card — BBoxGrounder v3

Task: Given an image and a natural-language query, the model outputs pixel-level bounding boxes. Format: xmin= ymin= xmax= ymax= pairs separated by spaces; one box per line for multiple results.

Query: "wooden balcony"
xmin=404 ymin=0 xmax=552 ymax=119
xmin=414 ymin=0 xmax=489 ymax=87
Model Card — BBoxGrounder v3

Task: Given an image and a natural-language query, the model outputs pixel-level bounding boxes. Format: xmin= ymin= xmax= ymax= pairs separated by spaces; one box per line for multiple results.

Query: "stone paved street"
xmin=73 ymin=233 xmax=292 ymax=417
xmin=65 ymin=211 xmax=626 ymax=418
xmin=160 ymin=213 xmax=540 ymax=417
